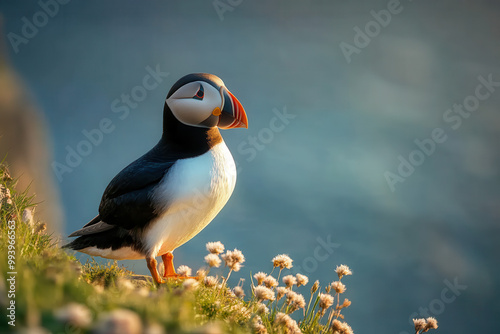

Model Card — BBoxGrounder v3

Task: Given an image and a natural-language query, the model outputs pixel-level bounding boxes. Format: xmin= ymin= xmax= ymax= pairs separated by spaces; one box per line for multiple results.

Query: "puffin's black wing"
xmin=78 ymin=130 xmax=215 ymax=232
xmin=98 ymin=157 xmax=176 ymax=230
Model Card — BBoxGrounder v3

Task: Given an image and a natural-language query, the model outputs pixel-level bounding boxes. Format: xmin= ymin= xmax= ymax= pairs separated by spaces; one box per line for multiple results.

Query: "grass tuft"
xmin=81 ymin=258 xmax=133 ymax=288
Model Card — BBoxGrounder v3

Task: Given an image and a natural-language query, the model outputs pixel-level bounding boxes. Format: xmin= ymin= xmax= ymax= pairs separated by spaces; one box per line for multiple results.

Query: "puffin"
xmin=63 ymin=73 xmax=248 ymax=284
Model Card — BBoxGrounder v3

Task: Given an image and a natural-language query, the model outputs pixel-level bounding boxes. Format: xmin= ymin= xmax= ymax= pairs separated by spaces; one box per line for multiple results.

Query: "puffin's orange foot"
xmin=160 ymin=252 xmax=199 ymax=280
xmin=161 ymin=253 xmax=176 ymax=276
xmin=146 ymin=256 xmax=164 ymax=285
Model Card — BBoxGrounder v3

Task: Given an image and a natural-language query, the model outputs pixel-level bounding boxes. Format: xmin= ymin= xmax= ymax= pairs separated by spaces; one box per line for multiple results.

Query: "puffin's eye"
xmin=193 ymin=84 xmax=204 ymax=100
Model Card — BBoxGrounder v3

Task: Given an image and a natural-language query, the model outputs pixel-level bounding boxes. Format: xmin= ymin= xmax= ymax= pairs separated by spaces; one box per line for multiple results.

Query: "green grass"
xmin=0 ymin=163 xmax=361 ymax=334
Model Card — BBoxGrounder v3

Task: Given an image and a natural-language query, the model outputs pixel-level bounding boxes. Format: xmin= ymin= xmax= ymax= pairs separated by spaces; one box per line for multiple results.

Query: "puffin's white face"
xmin=166 ymin=81 xmax=222 ymax=128
xmin=166 ymin=78 xmax=248 ymax=129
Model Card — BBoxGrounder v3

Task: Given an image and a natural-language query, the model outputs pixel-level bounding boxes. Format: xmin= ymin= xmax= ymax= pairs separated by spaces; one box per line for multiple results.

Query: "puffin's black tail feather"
xmin=62 ymin=227 xmax=144 ymax=252
xmin=68 ymin=221 xmax=114 ymax=237
xmin=82 ymin=215 xmax=102 ymax=228
xmin=61 ymin=241 xmax=72 ymax=249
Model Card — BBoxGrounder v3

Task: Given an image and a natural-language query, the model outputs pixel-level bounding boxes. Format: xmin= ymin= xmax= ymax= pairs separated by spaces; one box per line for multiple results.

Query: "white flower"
xmin=424 ymin=317 xmax=438 ymax=331
xmin=221 ymin=249 xmax=245 ymax=271
xmin=233 ymin=286 xmax=245 ymax=298
xmin=275 ymin=312 xmax=302 ymax=334
xmin=263 ymin=275 xmax=278 ymax=288
xmin=54 ymin=303 xmax=92 ymax=328
xmin=94 ymin=309 xmax=142 ymax=334
xmin=276 ymin=286 xmax=287 ymax=300
xmin=204 ymin=254 xmax=222 ymax=268
xmin=318 ymin=293 xmax=334 ymax=310
xmin=296 ymin=273 xmax=309 ymax=287
xmin=22 ymin=208 xmax=34 ymax=227
xmin=254 ymin=286 xmax=275 ymax=301
xmin=177 ymin=265 xmax=192 ymax=277
xmin=252 ymin=315 xmax=268 ymax=334
xmin=256 ymin=302 xmax=269 ymax=315
xmin=283 ymin=275 xmax=297 ymax=288
xmin=413 ymin=318 xmax=426 ymax=332
xmin=203 ymin=276 xmax=218 ymax=288
xmin=335 ymin=264 xmax=352 ymax=279
xmin=253 ymin=272 xmax=267 ymax=285
xmin=331 ymin=281 xmax=346 ymax=294
xmin=196 ymin=268 xmax=208 ymax=279
xmin=286 ymin=290 xmax=306 ymax=313
xmin=331 ymin=319 xmax=353 ymax=334
xmin=117 ymin=278 xmax=135 ymax=291
xmin=183 ymin=278 xmax=199 ymax=290
xmin=272 ymin=254 xmax=293 ymax=269
xmin=206 ymin=241 xmax=225 ymax=254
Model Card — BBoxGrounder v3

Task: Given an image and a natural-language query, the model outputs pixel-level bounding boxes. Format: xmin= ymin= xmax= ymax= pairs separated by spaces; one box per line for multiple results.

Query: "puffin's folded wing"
xmin=98 ymin=159 xmax=177 ymax=230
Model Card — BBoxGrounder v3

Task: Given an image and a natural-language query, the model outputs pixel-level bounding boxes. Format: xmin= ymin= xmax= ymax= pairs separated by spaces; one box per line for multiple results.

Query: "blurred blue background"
xmin=1 ymin=1 xmax=499 ymax=333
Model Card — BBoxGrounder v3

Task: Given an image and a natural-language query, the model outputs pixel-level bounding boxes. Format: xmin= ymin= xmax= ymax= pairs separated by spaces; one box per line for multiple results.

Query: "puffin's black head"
xmin=165 ymin=73 xmax=248 ymax=129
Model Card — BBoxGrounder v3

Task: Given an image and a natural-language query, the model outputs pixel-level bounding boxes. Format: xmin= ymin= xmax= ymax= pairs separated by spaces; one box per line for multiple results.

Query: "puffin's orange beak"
xmin=218 ymin=87 xmax=248 ymax=129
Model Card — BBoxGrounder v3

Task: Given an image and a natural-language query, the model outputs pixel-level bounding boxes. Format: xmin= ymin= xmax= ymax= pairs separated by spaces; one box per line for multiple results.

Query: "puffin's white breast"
xmin=144 ymin=141 xmax=237 ymax=257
